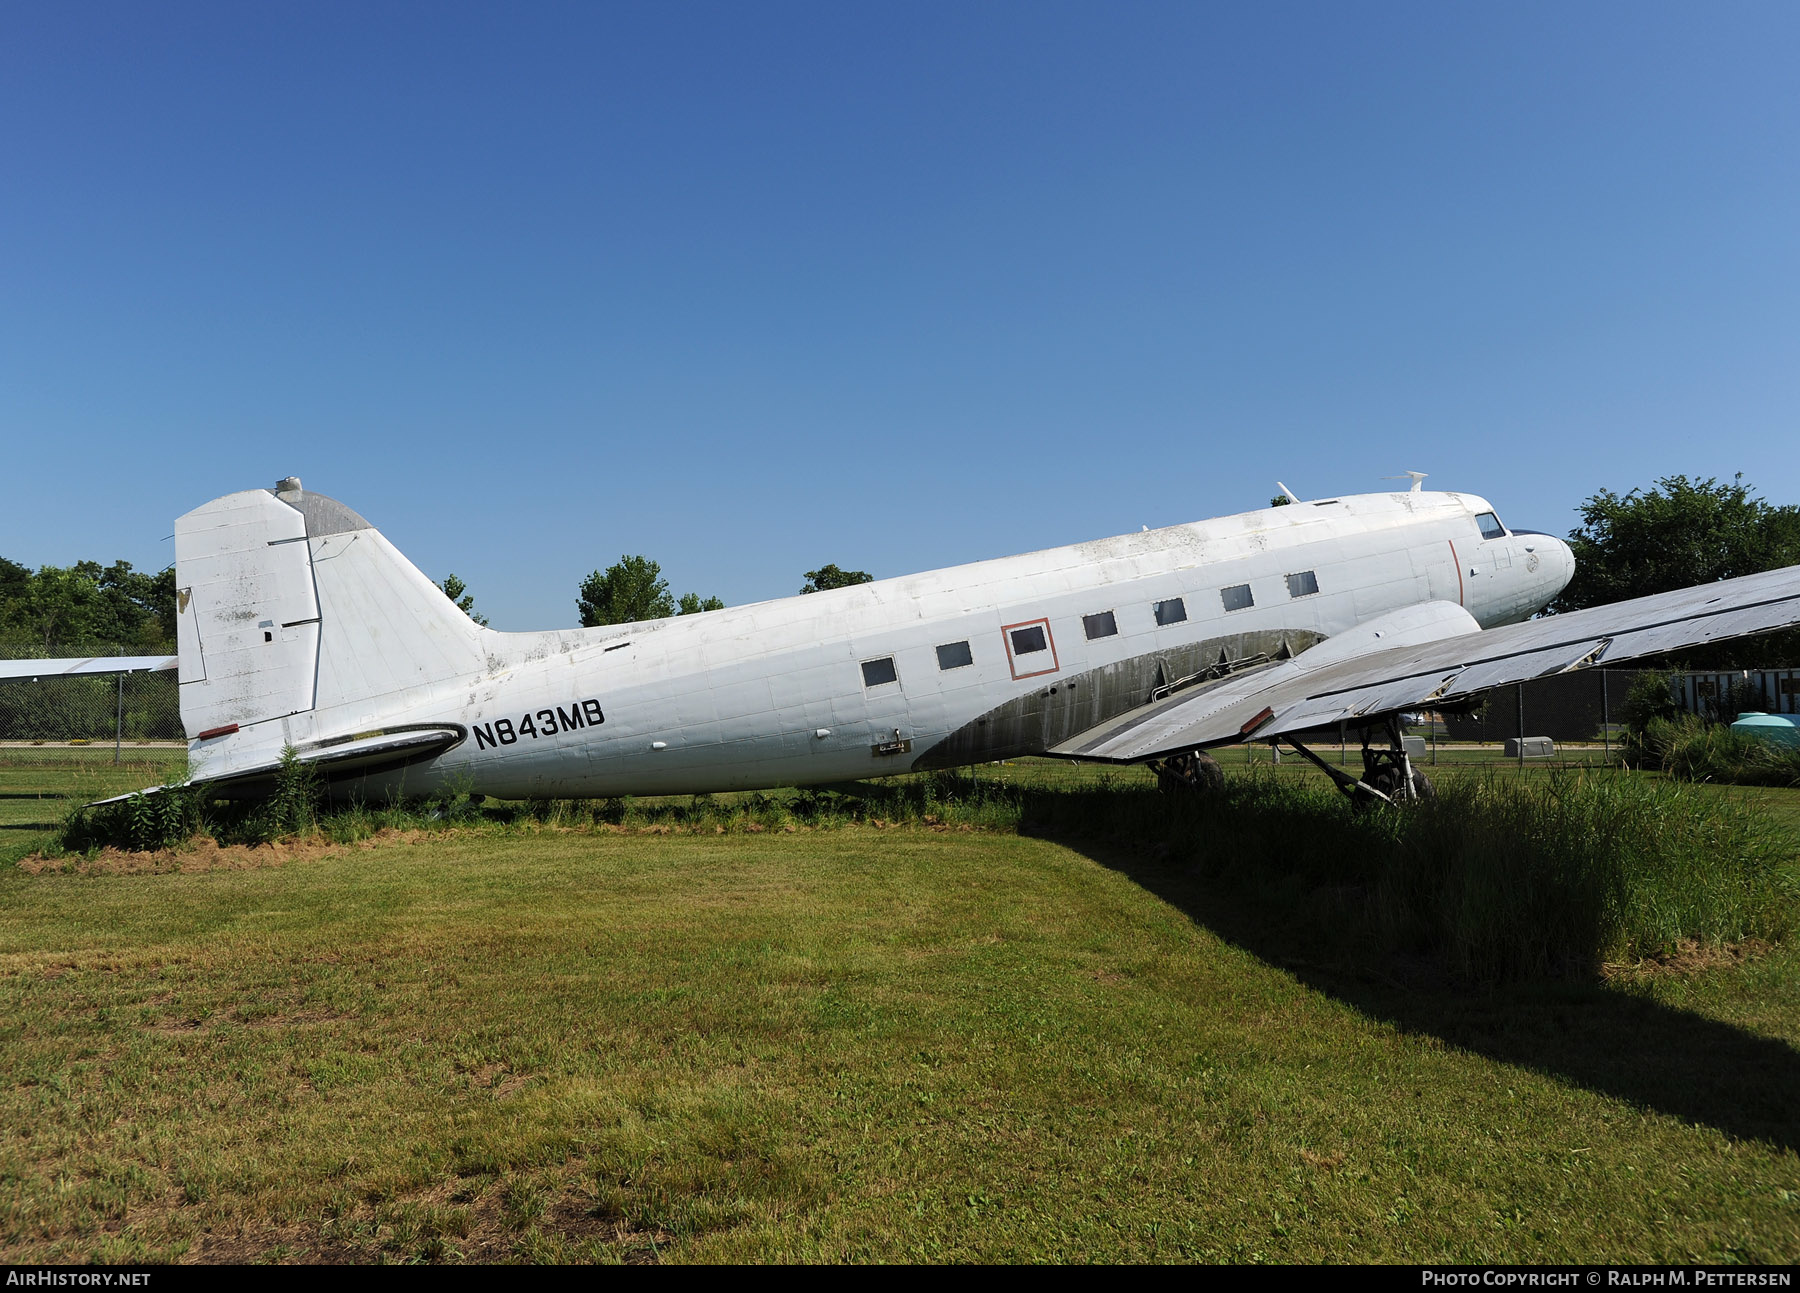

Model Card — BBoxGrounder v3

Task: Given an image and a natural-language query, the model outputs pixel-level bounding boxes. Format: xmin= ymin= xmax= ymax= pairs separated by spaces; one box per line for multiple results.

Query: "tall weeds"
xmin=1026 ymin=769 xmax=1795 ymax=981
xmin=57 ymin=745 xmax=323 ymax=852
xmin=1630 ymin=713 xmax=1800 ymax=788
xmin=1376 ymin=772 xmax=1792 ymax=979
xmin=59 ymin=760 xmax=204 ymax=853
xmin=261 ymin=745 xmax=322 ymax=838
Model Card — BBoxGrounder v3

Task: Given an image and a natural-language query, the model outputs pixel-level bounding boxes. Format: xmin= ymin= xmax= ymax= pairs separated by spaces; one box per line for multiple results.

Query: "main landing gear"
xmin=1147 ymin=750 xmax=1226 ymax=794
xmin=1277 ymin=716 xmax=1435 ymax=808
xmin=1149 ymin=718 xmax=1435 ymax=808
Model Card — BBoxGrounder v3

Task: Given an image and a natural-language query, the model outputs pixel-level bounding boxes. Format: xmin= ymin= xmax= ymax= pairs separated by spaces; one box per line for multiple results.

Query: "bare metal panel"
xmin=289 ymin=490 xmax=372 ymax=538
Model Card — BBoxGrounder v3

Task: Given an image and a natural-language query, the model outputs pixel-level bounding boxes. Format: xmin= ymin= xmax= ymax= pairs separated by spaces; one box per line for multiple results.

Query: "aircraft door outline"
xmin=1002 ymin=617 xmax=1060 ymax=680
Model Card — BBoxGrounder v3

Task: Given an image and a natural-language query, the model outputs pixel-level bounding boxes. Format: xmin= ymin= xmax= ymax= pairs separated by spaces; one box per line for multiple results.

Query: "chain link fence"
xmin=0 ymin=646 xmax=182 ymax=767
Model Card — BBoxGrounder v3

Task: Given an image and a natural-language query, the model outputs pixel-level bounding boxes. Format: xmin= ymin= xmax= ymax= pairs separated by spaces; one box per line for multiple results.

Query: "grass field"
xmin=2 ymin=754 xmax=1798 ymax=1263
xmin=0 ymin=750 xmax=183 ymax=832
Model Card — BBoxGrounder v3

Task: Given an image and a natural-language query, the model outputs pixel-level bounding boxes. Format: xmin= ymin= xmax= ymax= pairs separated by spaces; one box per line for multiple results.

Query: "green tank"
xmin=1729 ymin=712 xmax=1800 ymax=748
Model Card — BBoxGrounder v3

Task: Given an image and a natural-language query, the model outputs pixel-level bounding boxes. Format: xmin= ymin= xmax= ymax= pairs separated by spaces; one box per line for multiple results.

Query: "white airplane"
xmin=64 ymin=471 xmax=1777 ymax=809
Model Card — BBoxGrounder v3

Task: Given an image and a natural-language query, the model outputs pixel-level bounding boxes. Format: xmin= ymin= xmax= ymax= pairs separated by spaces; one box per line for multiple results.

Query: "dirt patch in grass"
xmin=142 ymin=1007 xmax=351 ymax=1036
xmin=18 ymin=834 xmax=343 ymax=876
xmin=466 ymin=1063 xmax=530 ymax=1098
xmin=178 ymin=1173 xmax=674 ymax=1264
xmin=188 ymin=1221 xmax=362 ymax=1266
xmin=13 ymin=827 xmax=465 ymax=876
xmin=15 ymin=819 xmax=995 ymax=879
xmin=1603 ymin=938 xmax=1772 ymax=981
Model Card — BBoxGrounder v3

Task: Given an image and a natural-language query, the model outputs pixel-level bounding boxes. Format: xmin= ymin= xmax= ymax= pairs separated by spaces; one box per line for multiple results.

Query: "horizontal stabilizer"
xmin=86 ymin=724 xmax=466 ymax=806
xmin=0 ymin=656 xmax=176 ymax=681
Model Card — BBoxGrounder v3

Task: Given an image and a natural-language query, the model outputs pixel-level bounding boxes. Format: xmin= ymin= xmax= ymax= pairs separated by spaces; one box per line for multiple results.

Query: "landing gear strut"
xmin=1279 ymin=716 xmax=1434 ymax=807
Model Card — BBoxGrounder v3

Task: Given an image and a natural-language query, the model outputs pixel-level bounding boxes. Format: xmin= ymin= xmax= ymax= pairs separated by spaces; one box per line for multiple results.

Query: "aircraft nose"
xmin=1538 ymin=534 xmax=1575 ymax=601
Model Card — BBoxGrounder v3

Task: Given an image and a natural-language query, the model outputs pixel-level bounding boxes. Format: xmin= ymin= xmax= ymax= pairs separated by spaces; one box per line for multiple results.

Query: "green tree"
xmin=94 ymin=561 xmax=176 ymax=649
xmin=0 ymin=557 xmax=31 ymax=609
xmin=1269 ymin=495 xmax=1292 ymax=507
xmin=1556 ymin=474 xmax=1800 ymax=666
xmin=0 ymin=558 xmax=174 ymax=652
xmin=800 ymin=564 xmax=873 ymax=594
xmin=439 ymin=573 xmax=489 ymax=626
xmin=578 ymin=556 xmax=675 ymax=626
xmin=2 ymin=564 xmax=101 ymax=649
xmin=0 ymin=557 xmax=57 ymax=648
xmin=578 ymin=558 xmax=724 ymax=625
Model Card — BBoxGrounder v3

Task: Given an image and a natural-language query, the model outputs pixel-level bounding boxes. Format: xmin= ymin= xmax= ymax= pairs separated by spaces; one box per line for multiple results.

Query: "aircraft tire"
xmin=1156 ymin=751 xmax=1225 ymax=795
xmin=1358 ymin=765 xmax=1436 ymax=807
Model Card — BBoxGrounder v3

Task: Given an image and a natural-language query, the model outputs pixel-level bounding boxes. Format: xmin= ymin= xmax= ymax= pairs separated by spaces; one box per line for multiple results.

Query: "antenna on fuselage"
xmin=1383 ymin=471 xmax=1428 ymax=493
xmin=1275 ymin=482 xmax=1301 ymax=503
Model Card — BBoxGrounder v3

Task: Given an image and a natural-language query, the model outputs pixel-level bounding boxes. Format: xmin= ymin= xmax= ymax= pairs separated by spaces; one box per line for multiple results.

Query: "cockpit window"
xmin=1475 ymin=512 xmax=1506 ymax=540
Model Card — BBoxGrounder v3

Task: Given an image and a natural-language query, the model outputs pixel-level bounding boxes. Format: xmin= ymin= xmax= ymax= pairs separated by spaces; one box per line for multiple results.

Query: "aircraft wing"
xmin=1050 ymin=564 xmax=1800 ymax=763
xmin=0 ymin=656 xmax=177 ymax=681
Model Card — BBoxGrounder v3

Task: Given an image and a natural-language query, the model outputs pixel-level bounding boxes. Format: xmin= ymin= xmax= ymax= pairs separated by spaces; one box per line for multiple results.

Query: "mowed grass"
xmin=0 ymin=753 xmax=182 ymax=832
xmin=2 ymin=757 xmax=1799 ymax=1262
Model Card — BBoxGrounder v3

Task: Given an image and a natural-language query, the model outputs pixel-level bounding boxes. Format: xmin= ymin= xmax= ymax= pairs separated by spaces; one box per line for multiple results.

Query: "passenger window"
xmin=1009 ymin=625 xmax=1048 ymax=655
xmin=1286 ymin=571 xmax=1319 ymax=598
xmin=1220 ymin=584 xmax=1253 ymax=612
xmin=1002 ymin=617 xmax=1058 ymax=679
xmin=1476 ymin=512 xmax=1506 ymax=540
xmin=861 ymin=657 xmax=898 ymax=687
xmin=936 ymin=641 xmax=973 ymax=670
xmin=1082 ymin=611 xmax=1118 ymax=640
xmin=1153 ymin=597 xmax=1187 ymax=626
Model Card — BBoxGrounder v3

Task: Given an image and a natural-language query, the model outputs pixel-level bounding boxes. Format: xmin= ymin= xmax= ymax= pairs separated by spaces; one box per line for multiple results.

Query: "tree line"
xmin=0 ymin=558 xmax=175 ymax=654
xmin=1550 ymin=473 xmax=1800 ymax=668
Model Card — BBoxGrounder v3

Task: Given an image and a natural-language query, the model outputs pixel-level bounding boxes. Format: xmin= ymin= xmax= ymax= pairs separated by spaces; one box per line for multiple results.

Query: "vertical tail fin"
xmin=176 ymin=480 xmax=486 ymax=775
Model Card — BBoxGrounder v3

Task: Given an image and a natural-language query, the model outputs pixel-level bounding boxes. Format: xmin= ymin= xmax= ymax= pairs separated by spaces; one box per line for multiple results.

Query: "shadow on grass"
xmin=1068 ymin=835 xmax=1800 ymax=1154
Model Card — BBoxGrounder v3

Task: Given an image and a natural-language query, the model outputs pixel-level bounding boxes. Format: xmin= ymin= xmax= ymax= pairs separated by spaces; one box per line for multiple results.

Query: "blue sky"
xmin=3 ymin=2 xmax=1796 ymax=629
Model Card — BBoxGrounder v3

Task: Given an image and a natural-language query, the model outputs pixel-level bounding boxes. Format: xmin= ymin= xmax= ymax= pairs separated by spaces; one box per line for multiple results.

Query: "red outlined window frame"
xmin=1001 ymin=617 xmax=1060 ymax=681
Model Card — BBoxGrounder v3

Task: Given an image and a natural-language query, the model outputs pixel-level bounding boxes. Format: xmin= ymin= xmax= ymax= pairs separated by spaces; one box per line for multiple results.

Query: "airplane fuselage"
xmin=196 ymin=489 xmax=1570 ymax=800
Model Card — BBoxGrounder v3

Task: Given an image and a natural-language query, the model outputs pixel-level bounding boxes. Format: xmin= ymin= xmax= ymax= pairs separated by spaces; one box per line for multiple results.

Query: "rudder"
xmin=175 ymin=487 xmax=322 ymax=739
